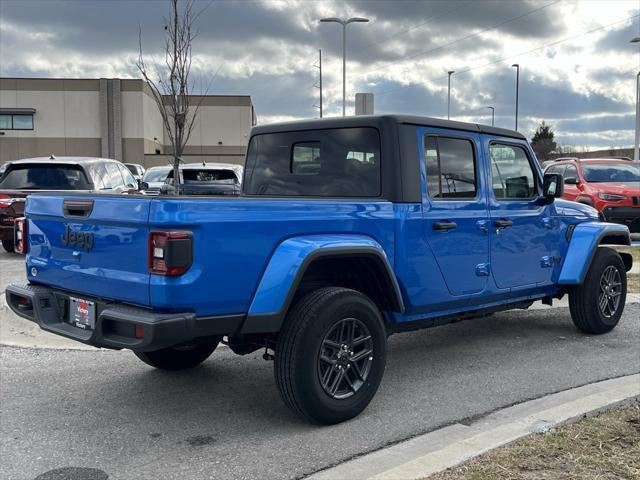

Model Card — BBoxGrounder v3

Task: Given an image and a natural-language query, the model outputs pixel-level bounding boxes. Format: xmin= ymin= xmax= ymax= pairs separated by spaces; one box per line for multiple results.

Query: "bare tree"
xmin=136 ymin=0 xmax=208 ymax=194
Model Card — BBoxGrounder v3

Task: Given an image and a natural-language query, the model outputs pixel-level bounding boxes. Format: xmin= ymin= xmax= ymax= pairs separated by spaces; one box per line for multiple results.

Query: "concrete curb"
xmin=307 ymin=374 xmax=640 ymax=480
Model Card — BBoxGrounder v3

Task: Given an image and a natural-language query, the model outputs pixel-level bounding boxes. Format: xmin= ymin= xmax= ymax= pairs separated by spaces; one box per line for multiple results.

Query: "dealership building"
xmin=0 ymin=77 xmax=256 ymax=167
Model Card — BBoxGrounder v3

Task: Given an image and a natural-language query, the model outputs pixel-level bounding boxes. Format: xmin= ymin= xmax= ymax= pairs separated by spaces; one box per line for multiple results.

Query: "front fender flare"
xmin=558 ymin=222 xmax=630 ymax=285
xmin=240 ymin=234 xmax=403 ymax=334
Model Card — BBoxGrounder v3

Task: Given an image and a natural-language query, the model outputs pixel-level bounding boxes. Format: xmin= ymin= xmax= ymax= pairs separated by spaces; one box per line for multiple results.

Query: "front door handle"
xmin=493 ymin=219 xmax=513 ymax=228
xmin=433 ymin=220 xmax=458 ymax=231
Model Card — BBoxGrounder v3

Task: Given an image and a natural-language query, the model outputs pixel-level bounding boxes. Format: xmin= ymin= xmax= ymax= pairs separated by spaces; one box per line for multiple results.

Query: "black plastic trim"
xmin=5 ymin=283 xmax=245 ymax=352
xmin=240 ymin=246 xmax=405 ymax=334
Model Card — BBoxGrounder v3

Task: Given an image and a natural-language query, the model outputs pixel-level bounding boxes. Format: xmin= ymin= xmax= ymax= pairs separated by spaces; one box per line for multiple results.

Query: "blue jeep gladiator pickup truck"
xmin=6 ymin=115 xmax=633 ymax=424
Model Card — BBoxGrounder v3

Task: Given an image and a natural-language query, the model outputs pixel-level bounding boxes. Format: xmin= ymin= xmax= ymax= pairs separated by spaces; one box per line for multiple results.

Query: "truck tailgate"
xmin=25 ymin=194 xmax=151 ymax=307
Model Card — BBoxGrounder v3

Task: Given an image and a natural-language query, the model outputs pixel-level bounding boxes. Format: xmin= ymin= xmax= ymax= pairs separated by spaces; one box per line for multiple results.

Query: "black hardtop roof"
xmin=250 ymin=114 xmax=526 ymax=141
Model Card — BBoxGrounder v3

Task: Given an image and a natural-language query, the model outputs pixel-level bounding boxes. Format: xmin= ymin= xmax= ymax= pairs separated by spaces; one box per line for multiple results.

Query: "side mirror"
xmin=139 ymin=181 xmax=149 ymax=190
xmin=564 ymin=176 xmax=578 ymax=185
xmin=538 ymin=173 xmax=564 ymax=205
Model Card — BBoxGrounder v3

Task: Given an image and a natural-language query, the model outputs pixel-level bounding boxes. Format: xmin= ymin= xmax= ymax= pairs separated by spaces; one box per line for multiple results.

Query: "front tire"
xmin=2 ymin=239 xmax=15 ymax=253
xmin=134 ymin=340 xmax=220 ymax=370
xmin=569 ymin=247 xmax=626 ymax=334
xmin=275 ymin=287 xmax=387 ymax=425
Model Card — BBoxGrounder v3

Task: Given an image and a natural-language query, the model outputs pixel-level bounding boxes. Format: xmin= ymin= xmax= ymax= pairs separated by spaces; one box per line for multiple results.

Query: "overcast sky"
xmin=1 ymin=0 xmax=638 ymax=149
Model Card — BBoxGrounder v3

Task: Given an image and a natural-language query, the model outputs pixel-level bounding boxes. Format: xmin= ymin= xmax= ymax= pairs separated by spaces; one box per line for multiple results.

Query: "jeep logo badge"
xmin=61 ymin=224 xmax=94 ymax=252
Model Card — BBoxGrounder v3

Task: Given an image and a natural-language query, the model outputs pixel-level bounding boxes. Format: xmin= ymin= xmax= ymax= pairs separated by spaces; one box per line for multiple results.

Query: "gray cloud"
xmin=0 ymin=0 xmax=638 ymax=149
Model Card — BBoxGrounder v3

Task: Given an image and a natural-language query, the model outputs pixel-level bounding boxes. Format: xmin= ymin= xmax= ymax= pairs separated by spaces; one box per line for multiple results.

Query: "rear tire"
xmin=275 ymin=287 xmax=387 ymax=425
xmin=134 ymin=340 xmax=219 ymax=370
xmin=569 ymin=247 xmax=626 ymax=334
xmin=2 ymin=239 xmax=15 ymax=253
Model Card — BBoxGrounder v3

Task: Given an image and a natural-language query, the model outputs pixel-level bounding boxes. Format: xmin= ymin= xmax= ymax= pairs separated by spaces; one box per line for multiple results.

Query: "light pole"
xmin=512 ymin=63 xmax=520 ymax=131
xmin=447 ymin=71 xmax=455 ymax=120
xmin=487 ymin=106 xmax=495 ymax=126
xmin=320 ymin=17 xmax=369 ymax=116
xmin=632 ymin=37 xmax=640 ymax=161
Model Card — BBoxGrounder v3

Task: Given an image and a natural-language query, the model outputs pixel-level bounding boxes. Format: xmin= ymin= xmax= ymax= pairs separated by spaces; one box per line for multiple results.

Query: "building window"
xmin=0 ymin=113 xmax=34 ymax=130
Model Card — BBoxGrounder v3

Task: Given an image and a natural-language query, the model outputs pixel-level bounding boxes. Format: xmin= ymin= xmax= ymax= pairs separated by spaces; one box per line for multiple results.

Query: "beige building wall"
xmin=1 ymin=77 xmax=254 ymax=167
xmin=0 ymin=78 xmax=102 ymax=160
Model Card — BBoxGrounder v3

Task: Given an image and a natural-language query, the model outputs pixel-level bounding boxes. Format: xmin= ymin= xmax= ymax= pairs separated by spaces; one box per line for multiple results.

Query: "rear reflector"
xmin=14 ymin=217 xmax=27 ymax=254
xmin=134 ymin=324 xmax=145 ymax=339
xmin=148 ymin=231 xmax=193 ymax=276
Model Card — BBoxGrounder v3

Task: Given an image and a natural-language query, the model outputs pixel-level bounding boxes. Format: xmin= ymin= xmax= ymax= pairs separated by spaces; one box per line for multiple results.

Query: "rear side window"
xmin=244 ymin=127 xmax=381 ymax=197
xmin=424 ymin=136 xmax=477 ymax=200
xmin=490 ymin=144 xmax=537 ymax=200
xmin=0 ymin=164 xmax=90 ymax=190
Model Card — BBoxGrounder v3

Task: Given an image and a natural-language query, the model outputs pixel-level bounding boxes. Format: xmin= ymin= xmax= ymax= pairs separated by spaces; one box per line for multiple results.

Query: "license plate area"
xmin=68 ymin=297 xmax=96 ymax=330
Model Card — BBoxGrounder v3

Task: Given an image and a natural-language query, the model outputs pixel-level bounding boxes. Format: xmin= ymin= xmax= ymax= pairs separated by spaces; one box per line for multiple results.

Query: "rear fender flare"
xmin=558 ymin=222 xmax=630 ymax=285
xmin=241 ymin=234 xmax=404 ymax=334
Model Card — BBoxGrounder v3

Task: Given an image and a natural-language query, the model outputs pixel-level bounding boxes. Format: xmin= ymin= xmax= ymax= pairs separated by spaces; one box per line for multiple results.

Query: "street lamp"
xmin=320 ymin=16 xmax=369 ymax=116
xmin=487 ymin=106 xmax=495 ymax=126
xmin=512 ymin=64 xmax=520 ymax=131
xmin=447 ymin=71 xmax=455 ymax=120
xmin=632 ymin=37 xmax=640 ymax=161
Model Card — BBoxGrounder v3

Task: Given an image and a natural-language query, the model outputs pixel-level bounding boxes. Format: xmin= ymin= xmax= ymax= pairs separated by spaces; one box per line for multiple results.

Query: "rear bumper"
xmin=601 ymin=206 xmax=640 ymax=233
xmin=5 ymin=283 xmax=244 ymax=351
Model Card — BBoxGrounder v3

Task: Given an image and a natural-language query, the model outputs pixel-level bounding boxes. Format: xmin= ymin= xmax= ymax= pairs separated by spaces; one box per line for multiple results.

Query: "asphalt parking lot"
xmin=1 ymin=251 xmax=639 ymax=480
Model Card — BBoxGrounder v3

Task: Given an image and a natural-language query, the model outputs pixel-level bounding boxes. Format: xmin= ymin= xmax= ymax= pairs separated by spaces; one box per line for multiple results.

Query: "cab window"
xmin=424 ymin=136 xmax=477 ymax=200
xmin=490 ymin=144 xmax=538 ymax=200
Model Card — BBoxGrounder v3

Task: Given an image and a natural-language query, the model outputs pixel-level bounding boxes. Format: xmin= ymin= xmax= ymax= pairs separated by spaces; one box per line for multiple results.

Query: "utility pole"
xmin=313 ymin=49 xmax=323 ymax=118
xmin=512 ymin=63 xmax=520 ymax=131
xmin=487 ymin=106 xmax=495 ymax=126
xmin=447 ymin=71 xmax=455 ymax=120
xmin=632 ymin=37 xmax=640 ymax=160
xmin=320 ymin=17 xmax=369 ymax=116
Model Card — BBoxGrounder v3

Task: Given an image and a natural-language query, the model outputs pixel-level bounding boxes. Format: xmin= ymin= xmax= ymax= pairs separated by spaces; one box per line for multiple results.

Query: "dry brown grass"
xmin=618 ymin=246 xmax=639 ymax=293
xmin=428 ymin=403 xmax=640 ymax=480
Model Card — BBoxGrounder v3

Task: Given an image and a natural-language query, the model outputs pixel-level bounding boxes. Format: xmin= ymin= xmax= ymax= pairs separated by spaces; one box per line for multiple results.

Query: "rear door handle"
xmin=433 ymin=220 xmax=458 ymax=231
xmin=493 ymin=219 xmax=513 ymax=228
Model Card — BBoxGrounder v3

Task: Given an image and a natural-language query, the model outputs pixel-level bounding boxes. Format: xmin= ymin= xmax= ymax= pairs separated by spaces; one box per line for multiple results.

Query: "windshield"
xmin=582 ymin=163 xmax=640 ymax=183
xmin=143 ymin=168 xmax=170 ymax=183
xmin=0 ymin=164 xmax=90 ymax=190
xmin=125 ymin=164 xmax=138 ymax=175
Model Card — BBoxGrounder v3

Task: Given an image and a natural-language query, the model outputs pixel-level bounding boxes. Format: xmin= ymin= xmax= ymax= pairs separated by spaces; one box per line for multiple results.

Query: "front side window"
xmin=117 ymin=164 xmax=137 ymax=188
xmin=490 ymin=144 xmax=537 ymax=200
xmin=563 ymin=165 xmax=579 ymax=183
xmin=244 ymin=127 xmax=381 ymax=197
xmin=105 ymin=162 xmax=124 ymax=189
xmin=424 ymin=136 xmax=476 ymax=200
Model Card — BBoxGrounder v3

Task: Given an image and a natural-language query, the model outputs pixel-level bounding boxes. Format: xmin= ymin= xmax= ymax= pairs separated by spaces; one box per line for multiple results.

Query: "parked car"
xmin=0 ymin=156 xmax=139 ymax=252
xmin=160 ymin=163 xmax=243 ymax=196
xmin=124 ymin=163 xmax=145 ymax=183
xmin=544 ymin=158 xmax=640 ymax=232
xmin=140 ymin=166 xmax=172 ymax=195
xmin=6 ymin=115 xmax=633 ymax=425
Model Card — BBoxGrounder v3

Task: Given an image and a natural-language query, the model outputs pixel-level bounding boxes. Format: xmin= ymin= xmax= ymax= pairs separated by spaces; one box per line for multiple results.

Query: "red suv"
xmin=544 ymin=157 xmax=640 ymax=232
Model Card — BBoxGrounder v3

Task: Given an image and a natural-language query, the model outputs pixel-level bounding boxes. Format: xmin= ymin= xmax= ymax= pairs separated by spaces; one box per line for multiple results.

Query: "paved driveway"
xmin=1 ymin=302 xmax=638 ymax=480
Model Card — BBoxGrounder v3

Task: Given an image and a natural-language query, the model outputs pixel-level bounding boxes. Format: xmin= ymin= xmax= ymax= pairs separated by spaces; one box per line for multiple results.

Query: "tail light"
xmin=148 ymin=231 xmax=193 ymax=276
xmin=0 ymin=194 xmax=11 ymax=209
xmin=14 ymin=217 xmax=27 ymax=254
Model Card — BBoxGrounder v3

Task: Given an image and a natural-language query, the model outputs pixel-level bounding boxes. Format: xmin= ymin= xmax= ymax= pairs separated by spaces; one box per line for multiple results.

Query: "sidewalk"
xmin=308 ymin=374 xmax=640 ymax=480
